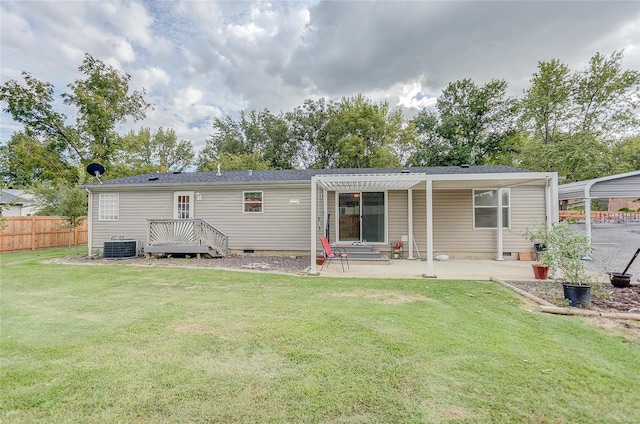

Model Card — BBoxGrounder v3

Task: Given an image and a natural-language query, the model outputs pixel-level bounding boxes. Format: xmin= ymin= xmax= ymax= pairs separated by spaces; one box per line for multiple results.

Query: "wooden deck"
xmin=145 ymin=219 xmax=228 ymax=258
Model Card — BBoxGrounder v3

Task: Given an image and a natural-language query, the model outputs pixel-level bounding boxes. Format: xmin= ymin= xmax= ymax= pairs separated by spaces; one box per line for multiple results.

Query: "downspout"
xmin=85 ymin=188 xmax=92 ymax=257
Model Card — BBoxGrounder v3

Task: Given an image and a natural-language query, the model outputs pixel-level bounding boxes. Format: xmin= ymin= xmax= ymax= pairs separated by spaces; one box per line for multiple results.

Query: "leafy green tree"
xmin=285 ymin=98 xmax=333 ymax=169
xmin=520 ymin=59 xmax=573 ymax=144
xmin=517 ymin=132 xmax=613 ymax=182
xmin=573 ymin=51 xmax=640 ymax=137
xmin=1 ymin=53 xmax=150 ymax=180
xmin=30 ymin=176 xmax=88 ymax=248
xmin=120 ymin=127 xmax=194 ymax=173
xmin=410 ymin=79 xmax=516 ymax=166
xmin=197 ymin=109 xmax=296 ymax=171
xmin=0 ymin=132 xmax=76 ymax=186
xmin=610 ymin=135 xmax=640 ymax=174
xmin=324 ymin=94 xmax=410 ymax=168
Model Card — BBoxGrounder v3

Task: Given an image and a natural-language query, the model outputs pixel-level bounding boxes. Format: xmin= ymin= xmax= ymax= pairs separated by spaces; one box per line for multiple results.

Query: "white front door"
xmin=173 ymin=191 xmax=194 ymax=219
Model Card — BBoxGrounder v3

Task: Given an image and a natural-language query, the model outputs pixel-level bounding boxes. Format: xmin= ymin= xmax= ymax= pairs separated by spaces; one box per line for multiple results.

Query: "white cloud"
xmin=1 ymin=0 xmax=639 ymax=153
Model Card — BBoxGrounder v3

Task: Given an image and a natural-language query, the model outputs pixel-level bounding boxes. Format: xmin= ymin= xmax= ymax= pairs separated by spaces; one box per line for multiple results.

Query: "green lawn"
xmin=1 ymin=249 xmax=639 ymax=423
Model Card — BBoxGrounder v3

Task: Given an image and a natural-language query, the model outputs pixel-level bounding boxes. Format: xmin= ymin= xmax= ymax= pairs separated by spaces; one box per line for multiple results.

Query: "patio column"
xmin=408 ymin=189 xmax=414 ymax=260
xmin=424 ymin=178 xmax=435 ymax=277
xmin=496 ymin=187 xmax=504 ymax=261
xmin=310 ymin=176 xmax=319 ymax=275
xmin=322 ymin=189 xmax=328 ymax=240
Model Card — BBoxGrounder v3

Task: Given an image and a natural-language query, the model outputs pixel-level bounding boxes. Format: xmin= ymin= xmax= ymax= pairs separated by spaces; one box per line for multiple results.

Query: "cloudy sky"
xmin=1 ymin=0 xmax=639 ymax=152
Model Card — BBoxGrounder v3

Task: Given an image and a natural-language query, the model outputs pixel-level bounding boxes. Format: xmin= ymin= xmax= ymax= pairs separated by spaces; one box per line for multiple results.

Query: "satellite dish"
xmin=86 ymin=163 xmax=105 ymax=184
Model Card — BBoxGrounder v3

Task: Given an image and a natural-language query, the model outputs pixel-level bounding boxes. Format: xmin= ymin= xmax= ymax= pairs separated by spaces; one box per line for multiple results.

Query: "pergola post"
xmin=496 ymin=187 xmax=504 ymax=261
xmin=424 ymin=178 xmax=435 ymax=277
xmin=310 ymin=176 xmax=319 ymax=275
xmin=408 ymin=188 xmax=414 ymax=259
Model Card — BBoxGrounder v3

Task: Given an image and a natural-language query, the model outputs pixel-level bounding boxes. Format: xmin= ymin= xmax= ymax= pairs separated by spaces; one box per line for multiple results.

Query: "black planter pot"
xmin=562 ymin=284 xmax=591 ymax=308
xmin=609 ymin=272 xmax=632 ymax=288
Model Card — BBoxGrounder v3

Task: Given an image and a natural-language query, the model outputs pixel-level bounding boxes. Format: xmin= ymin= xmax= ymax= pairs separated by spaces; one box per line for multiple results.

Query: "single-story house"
xmin=0 ymin=189 xmax=37 ymax=217
xmin=82 ymin=165 xmax=559 ymax=276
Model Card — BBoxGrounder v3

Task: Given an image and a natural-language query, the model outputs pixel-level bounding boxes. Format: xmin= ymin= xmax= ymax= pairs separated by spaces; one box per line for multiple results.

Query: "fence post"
xmin=31 ymin=217 xmax=36 ymax=251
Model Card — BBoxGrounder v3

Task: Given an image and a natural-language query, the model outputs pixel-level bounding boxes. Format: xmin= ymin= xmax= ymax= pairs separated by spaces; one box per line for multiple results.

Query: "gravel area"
xmin=579 ymin=222 xmax=640 ymax=279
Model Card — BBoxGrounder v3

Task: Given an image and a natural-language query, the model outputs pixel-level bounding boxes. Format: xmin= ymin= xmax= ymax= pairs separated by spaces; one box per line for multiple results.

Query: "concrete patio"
xmin=314 ymin=258 xmax=608 ymax=281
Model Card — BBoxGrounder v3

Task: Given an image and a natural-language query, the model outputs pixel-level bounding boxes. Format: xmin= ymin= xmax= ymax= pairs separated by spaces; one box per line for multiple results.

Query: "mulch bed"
xmin=507 ymin=280 xmax=640 ymax=314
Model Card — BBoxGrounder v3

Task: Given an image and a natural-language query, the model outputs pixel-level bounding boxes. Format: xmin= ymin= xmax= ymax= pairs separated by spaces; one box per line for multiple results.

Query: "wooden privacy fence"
xmin=559 ymin=210 xmax=640 ymax=223
xmin=0 ymin=216 xmax=88 ymax=253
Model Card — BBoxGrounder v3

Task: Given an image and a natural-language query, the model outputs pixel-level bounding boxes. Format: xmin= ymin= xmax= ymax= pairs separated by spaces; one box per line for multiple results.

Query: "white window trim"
xmin=472 ymin=188 xmax=511 ymax=229
xmin=173 ymin=191 xmax=194 ymax=219
xmin=334 ymin=190 xmax=388 ymax=244
xmin=243 ymin=191 xmax=264 ymax=214
xmin=98 ymin=193 xmax=119 ymax=221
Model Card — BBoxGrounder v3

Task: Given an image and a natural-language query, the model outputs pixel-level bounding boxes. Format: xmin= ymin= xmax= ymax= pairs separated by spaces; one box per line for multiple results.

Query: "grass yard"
xmin=1 ymin=249 xmax=639 ymax=423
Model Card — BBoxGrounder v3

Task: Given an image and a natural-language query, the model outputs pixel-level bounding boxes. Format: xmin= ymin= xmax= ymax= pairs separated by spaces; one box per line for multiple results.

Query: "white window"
xmin=243 ymin=191 xmax=263 ymax=213
xmin=173 ymin=191 xmax=194 ymax=219
xmin=473 ymin=189 xmax=510 ymax=229
xmin=99 ymin=194 xmax=119 ymax=221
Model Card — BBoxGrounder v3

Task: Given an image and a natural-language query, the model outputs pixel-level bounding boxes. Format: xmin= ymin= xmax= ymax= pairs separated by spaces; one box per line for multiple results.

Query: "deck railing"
xmin=147 ymin=219 xmax=228 ymax=257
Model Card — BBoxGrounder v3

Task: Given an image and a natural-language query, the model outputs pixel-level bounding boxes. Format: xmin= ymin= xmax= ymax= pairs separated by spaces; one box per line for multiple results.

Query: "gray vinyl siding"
xmin=410 ymin=185 xmax=546 ymax=256
xmin=89 ymin=182 xmax=547 ymax=256
xmin=90 ymin=185 xmax=311 ymax=252
xmin=196 ymin=186 xmax=310 ymax=251
xmin=91 ymin=190 xmax=173 ymax=250
xmin=387 ymin=190 xmax=409 ymax=246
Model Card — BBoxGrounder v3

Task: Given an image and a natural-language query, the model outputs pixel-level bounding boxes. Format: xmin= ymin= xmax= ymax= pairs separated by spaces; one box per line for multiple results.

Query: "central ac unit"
xmin=103 ymin=239 xmax=138 ymax=259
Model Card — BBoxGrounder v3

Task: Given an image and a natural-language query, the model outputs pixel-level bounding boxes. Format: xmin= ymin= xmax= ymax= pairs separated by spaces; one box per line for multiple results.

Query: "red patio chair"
xmin=319 ymin=236 xmax=349 ymax=271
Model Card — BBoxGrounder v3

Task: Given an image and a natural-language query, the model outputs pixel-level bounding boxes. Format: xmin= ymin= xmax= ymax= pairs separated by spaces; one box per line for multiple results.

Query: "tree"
xmin=30 ymin=178 xmax=87 ymax=248
xmin=517 ymin=131 xmax=613 ymax=182
xmin=1 ymin=53 xmax=150 ymax=181
xmin=410 ymin=79 xmax=516 ymax=166
xmin=573 ymin=51 xmax=640 ymax=137
xmin=0 ymin=132 xmax=76 ymax=186
xmin=520 ymin=59 xmax=573 ymax=144
xmin=323 ymin=94 xmax=411 ymax=168
xmin=285 ymin=98 xmax=333 ymax=169
xmin=197 ymin=109 xmax=296 ymax=171
xmin=120 ymin=127 xmax=194 ymax=173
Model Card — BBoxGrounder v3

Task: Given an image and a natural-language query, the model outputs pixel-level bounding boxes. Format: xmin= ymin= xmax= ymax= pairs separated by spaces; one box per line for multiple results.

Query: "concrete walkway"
xmin=316 ymin=258 xmax=539 ymax=280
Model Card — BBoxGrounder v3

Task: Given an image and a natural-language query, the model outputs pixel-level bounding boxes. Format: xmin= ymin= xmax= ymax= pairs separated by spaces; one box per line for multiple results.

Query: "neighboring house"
xmin=0 ymin=189 xmax=37 ymax=217
xmin=82 ymin=165 xmax=558 ymax=276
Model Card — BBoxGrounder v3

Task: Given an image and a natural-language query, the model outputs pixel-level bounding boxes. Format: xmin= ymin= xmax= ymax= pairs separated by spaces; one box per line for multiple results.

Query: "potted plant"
xmin=543 ymin=221 xmax=595 ymax=308
xmin=522 ymin=222 xmax=551 ymax=279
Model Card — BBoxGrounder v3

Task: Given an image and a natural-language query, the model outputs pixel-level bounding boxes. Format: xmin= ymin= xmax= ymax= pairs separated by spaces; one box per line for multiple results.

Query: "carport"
xmin=558 ymin=170 xmax=640 ymax=244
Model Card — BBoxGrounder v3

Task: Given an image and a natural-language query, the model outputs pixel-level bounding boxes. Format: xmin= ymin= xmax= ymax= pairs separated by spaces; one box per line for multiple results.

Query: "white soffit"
xmin=316 ymin=173 xmax=426 ymax=191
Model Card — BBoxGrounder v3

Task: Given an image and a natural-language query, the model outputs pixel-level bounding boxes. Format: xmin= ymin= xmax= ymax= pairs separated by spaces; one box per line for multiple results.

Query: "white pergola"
xmin=310 ymin=171 xmax=559 ymax=277
xmin=558 ymin=170 xmax=640 ymax=245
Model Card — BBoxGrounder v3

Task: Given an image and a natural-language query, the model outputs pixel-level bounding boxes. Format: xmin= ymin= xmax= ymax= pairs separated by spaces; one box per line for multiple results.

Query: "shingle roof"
xmin=0 ymin=190 xmax=27 ymax=205
xmin=82 ymin=165 xmax=532 ymax=188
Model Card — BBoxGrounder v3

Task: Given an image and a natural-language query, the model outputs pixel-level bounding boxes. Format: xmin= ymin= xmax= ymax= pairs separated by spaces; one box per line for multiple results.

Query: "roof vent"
xmin=460 ymin=164 xmax=470 ymax=168
xmin=148 ymin=176 xmax=159 ymax=181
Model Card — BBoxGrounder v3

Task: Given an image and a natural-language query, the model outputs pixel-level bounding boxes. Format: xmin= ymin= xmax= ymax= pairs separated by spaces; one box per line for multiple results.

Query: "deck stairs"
xmin=144 ymin=219 xmax=228 ymax=258
xmin=331 ymin=243 xmax=390 ymax=264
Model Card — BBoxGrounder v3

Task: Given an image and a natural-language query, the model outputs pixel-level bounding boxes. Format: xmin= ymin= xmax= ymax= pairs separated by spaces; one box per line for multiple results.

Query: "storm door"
xmin=337 ymin=192 xmax=385 ymax=243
